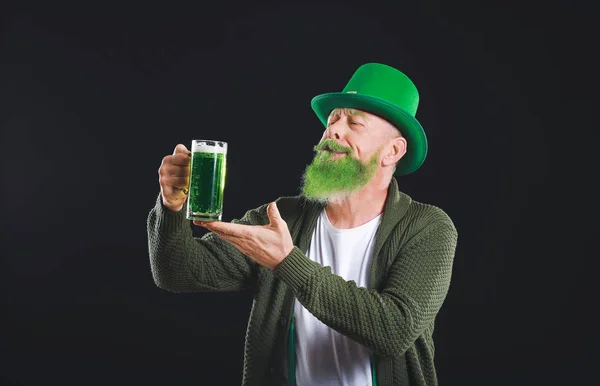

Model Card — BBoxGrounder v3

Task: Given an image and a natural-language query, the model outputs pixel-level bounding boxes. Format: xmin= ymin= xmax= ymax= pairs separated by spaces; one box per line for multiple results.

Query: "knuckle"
xmin=172 ymin=154 xmax=189 ymax=166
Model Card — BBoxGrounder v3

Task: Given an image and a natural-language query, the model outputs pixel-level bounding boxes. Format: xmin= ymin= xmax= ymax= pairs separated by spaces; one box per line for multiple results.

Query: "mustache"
xmin=314 ymin=139 xmax=352 ymax=153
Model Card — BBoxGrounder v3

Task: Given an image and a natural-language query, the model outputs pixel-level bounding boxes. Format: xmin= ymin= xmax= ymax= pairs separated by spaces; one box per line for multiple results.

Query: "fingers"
xmin=162 ymin=165 xmax=189 ymax=177
xmin=161 ymin=161 xmax=190 ymax=177
xmin=173 ymin=143 xmax=190 ymax=155
xmin=269 ymin=202 xmax=280 ymax=219
xmin=268 ymin=202 xmax=285 ymax=228
xmin=194 ymin=222 xmax=230 ymax=242
xmin=159 ymin=155 xmax=190 ymax=187
xmin=197 ymin=221 xmax=251 ymax=239
xmin=159 ymin=147 xmax=193 ymax=211
xmin=160 ymin=175 xmax=189 ymax=189
xmin=169 ymin=153 xmax=192 ymax=167
xmin=160 ymin=154 xmax=190 ymax=174
xmin=198 ymin=225 xmax=246 ymax=252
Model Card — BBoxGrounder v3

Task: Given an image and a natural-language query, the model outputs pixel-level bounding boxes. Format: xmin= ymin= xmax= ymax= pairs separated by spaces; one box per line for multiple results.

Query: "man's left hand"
xmin=194 ymin=202 xmax=294 ymax=270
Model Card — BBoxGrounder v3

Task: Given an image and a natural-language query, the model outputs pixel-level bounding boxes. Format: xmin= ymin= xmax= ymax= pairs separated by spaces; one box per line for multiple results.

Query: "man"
xmin=147 ymin=63 xmax=458 ymax=386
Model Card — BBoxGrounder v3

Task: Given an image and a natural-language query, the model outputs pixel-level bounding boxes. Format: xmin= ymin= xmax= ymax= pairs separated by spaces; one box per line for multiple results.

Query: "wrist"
xmin=162 ymin=198 xmax=185 ymax=213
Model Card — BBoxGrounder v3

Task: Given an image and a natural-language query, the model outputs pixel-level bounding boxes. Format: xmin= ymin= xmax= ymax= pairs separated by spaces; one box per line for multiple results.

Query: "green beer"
xmin=186 ymin=140 xmax=227 ymax=221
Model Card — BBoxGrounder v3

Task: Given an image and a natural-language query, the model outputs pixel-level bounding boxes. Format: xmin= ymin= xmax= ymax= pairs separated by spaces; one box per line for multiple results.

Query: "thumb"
xmin=173 ymin=143 xmax=190 ymax=155
xmin=268 ymin=202 xmax=283 ymax=226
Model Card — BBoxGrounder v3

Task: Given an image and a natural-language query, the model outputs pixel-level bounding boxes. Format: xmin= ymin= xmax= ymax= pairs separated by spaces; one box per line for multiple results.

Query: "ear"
xmin=381 ymin=136 xmax=407 ymax=167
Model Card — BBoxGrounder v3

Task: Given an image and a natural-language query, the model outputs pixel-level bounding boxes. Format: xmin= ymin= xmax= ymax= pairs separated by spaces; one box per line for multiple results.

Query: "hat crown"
xmin=342 ymin=63 xmax=419 ymax=116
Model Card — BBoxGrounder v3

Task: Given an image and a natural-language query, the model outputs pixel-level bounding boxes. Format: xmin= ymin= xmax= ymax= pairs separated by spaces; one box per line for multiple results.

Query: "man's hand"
xmin=158 ymin=144 xmax=191 ymax=212
xmin=194 ymin=202 xmax=294 ymax=270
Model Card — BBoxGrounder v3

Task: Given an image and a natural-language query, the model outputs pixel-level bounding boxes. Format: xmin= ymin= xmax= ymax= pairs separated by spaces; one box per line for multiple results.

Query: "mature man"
xmin=147 ymin=63 xmax=458 ymax=386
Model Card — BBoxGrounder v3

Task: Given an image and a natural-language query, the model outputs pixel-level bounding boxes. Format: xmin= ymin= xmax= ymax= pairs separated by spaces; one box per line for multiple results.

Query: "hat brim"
xmin=311 ymin=93 xmax=428 ymax=176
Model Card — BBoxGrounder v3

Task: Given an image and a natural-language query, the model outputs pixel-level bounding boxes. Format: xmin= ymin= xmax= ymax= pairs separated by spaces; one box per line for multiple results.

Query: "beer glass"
xmin=186 ymin=139 xmax=228 ymax=221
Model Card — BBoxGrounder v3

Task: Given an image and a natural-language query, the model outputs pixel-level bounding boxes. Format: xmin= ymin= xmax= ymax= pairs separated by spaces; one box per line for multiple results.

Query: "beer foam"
xmin=192 ymin=141 xmax=227 ymax=154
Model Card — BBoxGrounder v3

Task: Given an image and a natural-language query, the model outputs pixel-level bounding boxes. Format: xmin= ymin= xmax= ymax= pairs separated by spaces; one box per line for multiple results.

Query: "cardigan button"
xmin=280 ymin=316 xmax=286 ymax=326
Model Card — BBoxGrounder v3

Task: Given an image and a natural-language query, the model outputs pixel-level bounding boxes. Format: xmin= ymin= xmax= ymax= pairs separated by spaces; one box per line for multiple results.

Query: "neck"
xmin=325 ymin=173 xmax=392 ymax=229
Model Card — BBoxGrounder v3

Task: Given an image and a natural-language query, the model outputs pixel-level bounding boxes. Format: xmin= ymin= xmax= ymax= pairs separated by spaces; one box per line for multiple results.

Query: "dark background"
xmin=2 ymin=1 xmax=597 ymax=385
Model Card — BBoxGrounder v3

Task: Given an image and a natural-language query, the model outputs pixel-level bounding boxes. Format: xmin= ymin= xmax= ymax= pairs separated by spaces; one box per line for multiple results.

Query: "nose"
xmin=326 ymin=122 xmax=342 ymax=140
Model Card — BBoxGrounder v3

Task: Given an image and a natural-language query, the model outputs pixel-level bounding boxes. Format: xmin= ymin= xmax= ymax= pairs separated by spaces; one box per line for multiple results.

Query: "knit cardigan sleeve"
xmin=147 ymin=194 xmax=266 ymax=293
xmin=273 ymin=209 xmax=458 ymax=358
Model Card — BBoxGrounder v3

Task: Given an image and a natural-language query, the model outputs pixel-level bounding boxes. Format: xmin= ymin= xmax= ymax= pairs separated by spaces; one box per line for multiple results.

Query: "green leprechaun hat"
xmin=311 ymin=62 xmax=428 ymax=176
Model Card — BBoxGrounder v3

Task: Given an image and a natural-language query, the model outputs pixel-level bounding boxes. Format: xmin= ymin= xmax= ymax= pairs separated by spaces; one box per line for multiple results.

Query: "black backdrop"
xmin=2 ymin=1 xmax=597 ymax=385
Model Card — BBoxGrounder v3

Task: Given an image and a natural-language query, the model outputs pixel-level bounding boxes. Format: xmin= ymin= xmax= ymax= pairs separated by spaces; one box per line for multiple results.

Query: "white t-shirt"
xmin=293 ymin=209 xmax=382 ymax=386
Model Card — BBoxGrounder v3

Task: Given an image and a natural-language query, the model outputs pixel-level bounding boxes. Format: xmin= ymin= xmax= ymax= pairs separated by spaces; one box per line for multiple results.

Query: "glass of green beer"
xmin=186 ymin=139 xmax=228 ymax=221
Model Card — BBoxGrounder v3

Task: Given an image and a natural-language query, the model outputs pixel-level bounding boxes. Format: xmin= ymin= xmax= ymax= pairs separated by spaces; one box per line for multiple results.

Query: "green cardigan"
xmin=147 ymin=178 xmax=458 ymax=386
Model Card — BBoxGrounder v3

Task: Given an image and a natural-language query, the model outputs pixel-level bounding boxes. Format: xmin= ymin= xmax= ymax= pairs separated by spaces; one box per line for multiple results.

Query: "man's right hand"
xmin=158 ymin=144 xmax=192 ymax=212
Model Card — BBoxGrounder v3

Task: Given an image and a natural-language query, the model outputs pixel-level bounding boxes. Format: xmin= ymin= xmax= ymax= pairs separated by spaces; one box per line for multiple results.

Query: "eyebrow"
xmin=328 ymin=108 xmax=367 ymax=121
